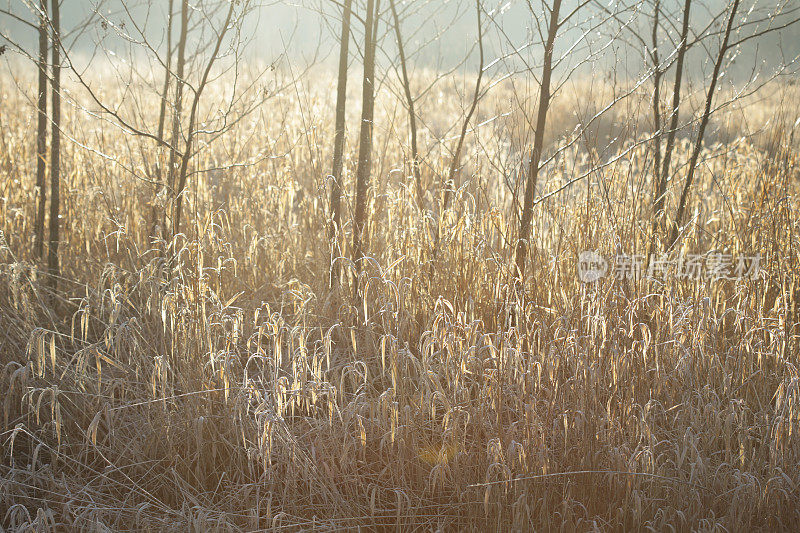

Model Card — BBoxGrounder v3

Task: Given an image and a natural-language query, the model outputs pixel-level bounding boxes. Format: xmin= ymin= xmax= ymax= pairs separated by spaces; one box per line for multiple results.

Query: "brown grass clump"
xmin=1 ymin=68 xmax=799 ymax=531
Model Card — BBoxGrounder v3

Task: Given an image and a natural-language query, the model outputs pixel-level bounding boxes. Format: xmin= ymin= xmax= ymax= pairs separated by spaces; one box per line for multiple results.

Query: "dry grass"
xmin=1 ymin=66 xmax=799 ymax=531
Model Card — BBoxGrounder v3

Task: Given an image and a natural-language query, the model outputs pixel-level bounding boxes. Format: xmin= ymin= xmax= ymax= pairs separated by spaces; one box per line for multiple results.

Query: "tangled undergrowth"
xmin=1 ymin=70 xmax=799 ymax=531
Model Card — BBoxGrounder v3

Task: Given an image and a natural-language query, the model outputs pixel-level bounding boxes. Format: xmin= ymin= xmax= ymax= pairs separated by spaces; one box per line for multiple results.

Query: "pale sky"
xmin=2 ymin=0 xmax=798 ymax=78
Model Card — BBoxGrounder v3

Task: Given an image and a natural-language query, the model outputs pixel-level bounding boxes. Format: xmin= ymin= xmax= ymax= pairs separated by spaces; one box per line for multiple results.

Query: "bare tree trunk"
xmin=151 ymin=0 xmax=174 ymax=237
xmin=651 ymin=0 xmax=691 ymax=248
xmin=514 ymin=0 xmax=562 ymax=278
xmin=47 ymin=0 xmax=61 ymax=291
xmin=441 ymin=0 xmax=484 ymax=214
xmin=389 ymin=0 xmax=422 ymax=210
xmin=156 ymin=0 xmax=174 ymax=147
xmin=650 ymin=0 xmax=663 ymax=181
xmin=427 ymin=0 xmax=484 ymax=282
xmin=646 ymin=0 xmax=664 ymax=264
xmin=669 ymin=0 xmax=741 ymax=249
xmin=34 ymin=0 xmax=48 ymax=260
xmin=352 ymin=0 xmax=379 ymax=296
xmin=173 ymin=1 xmax=236 ymax=238
xmin=167 ymin=0 xmax=189 ymax=236
xmin=329 ymin=0 xmax=353 ymax=290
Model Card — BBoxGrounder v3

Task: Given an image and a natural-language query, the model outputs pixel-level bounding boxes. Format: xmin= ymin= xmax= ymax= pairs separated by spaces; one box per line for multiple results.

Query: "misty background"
xmin=2 ymin=0 xmax=799 ymax=81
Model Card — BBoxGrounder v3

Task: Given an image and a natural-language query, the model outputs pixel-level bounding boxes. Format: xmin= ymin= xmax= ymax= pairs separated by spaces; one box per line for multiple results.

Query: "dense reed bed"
xmin=1 ymin=69 xmax=799 ymax=530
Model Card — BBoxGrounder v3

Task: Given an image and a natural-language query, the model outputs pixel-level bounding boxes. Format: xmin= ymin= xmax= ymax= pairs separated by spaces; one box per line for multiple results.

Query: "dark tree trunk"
xmin=34 ymin=0 xmax=48 ymax=260
xmin=329 ymin=0 xmax=353 ymax=289
xmin=441 ymin=0 xmax=484 ymax=214
xmin=352 ymin=0 xmax=379 ymax=295
xmin=651 ymin=0 xmax=692 ymax=248
xmin=669 ymin=0 xmax=741 ymax=249
xmin=514 ymin=0 xmax=562 ymax=278
xmin=157 ymin=0 xmax=174 ymax=148
xmin=428 ymin=0 xmax=484 ymax=282
xmin=650 ymin=0 xmax=663 ymax=181
xmin=173 ymin=1 xmax=235 ymax=238
xmin=47 ymin=0 xmax=60 ymax=290
xmin=389 ymin=0 xmax=422 ymax=210
xmin=152 ymin=0 xmax=174 ymax=237
xmin=646 ymin=0 xmax=664 ymax=263
xmin=167 ymin=0 xmax=189 ymax=236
